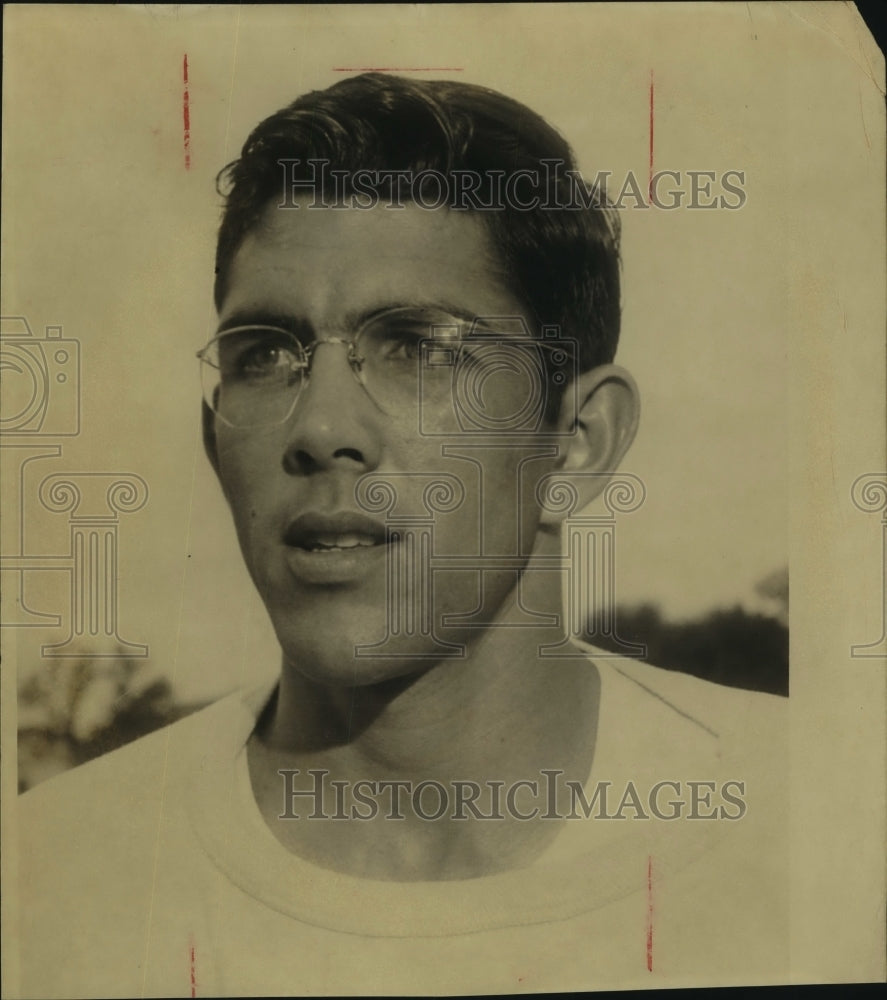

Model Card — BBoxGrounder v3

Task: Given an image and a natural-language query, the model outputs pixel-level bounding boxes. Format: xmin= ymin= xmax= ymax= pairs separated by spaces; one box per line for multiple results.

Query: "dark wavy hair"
xmin=214 ymin=73 xmax=622 ymax=391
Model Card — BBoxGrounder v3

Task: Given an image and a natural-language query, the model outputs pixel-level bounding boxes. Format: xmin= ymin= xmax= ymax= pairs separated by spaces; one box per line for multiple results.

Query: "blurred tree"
xmin=755 ymin=567 xmax=789 ymax=626
xmin=18 ymin=651 xmax=208 ymax=792
xmin=591 ymin=585 xmax=789 ymax=696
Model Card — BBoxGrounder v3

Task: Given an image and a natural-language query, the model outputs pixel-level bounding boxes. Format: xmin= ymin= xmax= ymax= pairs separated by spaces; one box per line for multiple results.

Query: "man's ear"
xmin=202 ymin=401 xmax=222 ymax=480
xmin=540 ymin=364 xmax=640 ymax=524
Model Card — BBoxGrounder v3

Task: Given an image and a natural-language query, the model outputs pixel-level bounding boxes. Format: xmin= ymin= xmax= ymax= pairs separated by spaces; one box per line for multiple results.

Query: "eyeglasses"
xmin=196 ymin=306 xmax=574 ymax=429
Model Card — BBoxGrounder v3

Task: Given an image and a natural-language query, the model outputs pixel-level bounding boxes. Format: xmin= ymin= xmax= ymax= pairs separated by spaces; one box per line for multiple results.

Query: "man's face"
xmin=210 ymin=201 xmax=565 ymax=685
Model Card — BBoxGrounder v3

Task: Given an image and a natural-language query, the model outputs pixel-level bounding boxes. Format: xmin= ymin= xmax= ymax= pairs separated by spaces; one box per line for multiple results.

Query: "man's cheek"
xmin=214 ymin=462 xmax=269 ymax=565
xmin=216 ymin=441 xmax=267 ymax=509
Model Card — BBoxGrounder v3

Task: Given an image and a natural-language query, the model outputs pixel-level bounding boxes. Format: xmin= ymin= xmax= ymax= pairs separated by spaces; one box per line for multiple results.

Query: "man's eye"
xmin=220 ymin=332 xmax=301 ymax=381
xmin=372 ymin=314 xmax=464 ymax=363
xmin=240 ymin=343 xmax=291 ymax=373
xmin=378 ymin=331 xmax=424 ymax=362
xmin=372 ymin=320 xmax=437 ymax=362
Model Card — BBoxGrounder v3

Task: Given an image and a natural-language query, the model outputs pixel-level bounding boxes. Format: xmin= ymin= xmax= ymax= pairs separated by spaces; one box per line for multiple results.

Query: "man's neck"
xmin=247 ymin=534 xmax=602 ymax=880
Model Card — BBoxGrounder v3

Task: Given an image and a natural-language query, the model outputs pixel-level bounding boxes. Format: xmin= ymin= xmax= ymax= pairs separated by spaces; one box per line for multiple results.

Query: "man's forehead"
xmin=220 ymin=200 xmax=522 ymax=322
xmin=243 ymin=197 xmax=496 ymax=258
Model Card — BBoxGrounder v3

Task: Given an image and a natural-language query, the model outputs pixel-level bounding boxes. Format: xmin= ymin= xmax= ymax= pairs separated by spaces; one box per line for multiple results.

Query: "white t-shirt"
xmin=17 ymin=654 xmax=789 ymax=996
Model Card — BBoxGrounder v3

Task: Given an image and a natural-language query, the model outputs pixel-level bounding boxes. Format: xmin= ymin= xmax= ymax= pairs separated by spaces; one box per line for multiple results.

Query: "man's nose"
xmin=281 ymin=341 xmax=382 ymax=475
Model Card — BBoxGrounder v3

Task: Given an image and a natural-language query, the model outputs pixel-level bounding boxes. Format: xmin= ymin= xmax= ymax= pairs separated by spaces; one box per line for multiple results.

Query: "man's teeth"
xmin=306 ymin=533 xmax=379 ymax=551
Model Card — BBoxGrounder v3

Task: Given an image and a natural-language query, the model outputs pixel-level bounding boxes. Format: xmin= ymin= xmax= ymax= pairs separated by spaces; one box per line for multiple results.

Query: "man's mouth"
xmin=284 ymin=511 xmax=389 ymax=553
xmin=301 ymin=532 xmax=381 ymax=552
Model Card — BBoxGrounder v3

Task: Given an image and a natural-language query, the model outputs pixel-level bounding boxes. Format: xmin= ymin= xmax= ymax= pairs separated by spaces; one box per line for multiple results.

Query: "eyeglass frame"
xmin=196 ymin=305 xmax=575 ymax=429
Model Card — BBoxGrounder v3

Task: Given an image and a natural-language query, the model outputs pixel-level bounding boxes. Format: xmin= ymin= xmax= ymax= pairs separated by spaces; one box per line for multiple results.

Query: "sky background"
xmin=4 ymin=5 xmax=806 ymax=702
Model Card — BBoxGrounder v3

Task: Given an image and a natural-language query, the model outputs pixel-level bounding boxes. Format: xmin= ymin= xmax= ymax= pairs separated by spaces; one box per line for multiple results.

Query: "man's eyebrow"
xmin=217 ymin=309 xmax=309 ymax=335
xmin=341 ymin=300 xmax=479 ymax=327
xmin=218 ymin=300 xmax=480 ymax=336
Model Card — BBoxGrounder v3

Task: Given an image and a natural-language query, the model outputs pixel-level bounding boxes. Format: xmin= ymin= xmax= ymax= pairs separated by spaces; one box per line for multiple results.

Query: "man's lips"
xmin=281 ymin=510 xmax=393 ymax=586
xmin=283 ymin=510 xmax=389 ymax=552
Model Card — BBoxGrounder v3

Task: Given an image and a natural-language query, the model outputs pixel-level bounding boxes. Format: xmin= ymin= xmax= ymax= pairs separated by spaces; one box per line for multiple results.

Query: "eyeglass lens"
xmin=201 ymin=310 xmax=563 ymax=428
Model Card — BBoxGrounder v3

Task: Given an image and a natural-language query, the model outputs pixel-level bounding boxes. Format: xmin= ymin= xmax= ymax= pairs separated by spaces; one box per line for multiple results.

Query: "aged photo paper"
xmin=2 ymin=3 xmax=885 ymax=995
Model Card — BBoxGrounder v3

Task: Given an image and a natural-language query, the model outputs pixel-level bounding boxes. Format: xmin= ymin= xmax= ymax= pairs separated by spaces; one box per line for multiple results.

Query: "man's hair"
xmin=214 ymin=73 xmax=622 ymax=400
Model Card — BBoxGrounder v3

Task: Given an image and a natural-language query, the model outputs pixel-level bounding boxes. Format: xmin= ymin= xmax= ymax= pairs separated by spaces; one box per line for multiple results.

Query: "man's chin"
xmin=274 ymin=629 xmax=465 ymax=689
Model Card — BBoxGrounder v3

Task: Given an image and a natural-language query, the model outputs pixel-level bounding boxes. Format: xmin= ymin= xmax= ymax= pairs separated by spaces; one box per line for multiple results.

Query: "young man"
xmin=19 ymin=74 xmax=788 ymax=995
